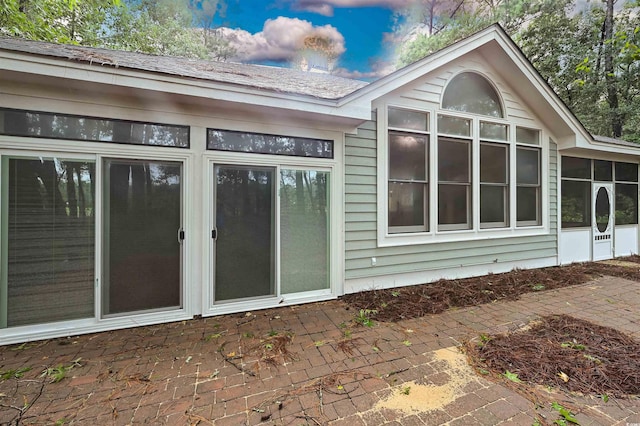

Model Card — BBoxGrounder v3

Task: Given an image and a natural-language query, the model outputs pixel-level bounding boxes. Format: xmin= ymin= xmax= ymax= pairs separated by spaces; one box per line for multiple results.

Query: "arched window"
xmin=442 ymin=72 xmax=503 ymax=118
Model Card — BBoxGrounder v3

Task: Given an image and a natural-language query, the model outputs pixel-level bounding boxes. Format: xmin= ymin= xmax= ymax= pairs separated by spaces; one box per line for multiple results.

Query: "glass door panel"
xmin=280 ymin=169 xmax=330 ymax=294
xmin=103 ymin=159 xmax=182 ymax=315
xmin=214 ymin=165 xmax=275 ymax=301
xmin=1 ymin=157 xmax=95 ymax=328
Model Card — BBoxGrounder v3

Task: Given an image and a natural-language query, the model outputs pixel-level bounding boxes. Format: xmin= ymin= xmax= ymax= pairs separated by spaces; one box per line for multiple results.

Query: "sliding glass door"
xmin=102 ymin=159 xmax=183 ymax=315
xmin=1 ymin=156 xmax=95 ymax=328
xmin=211 ymin=164 xmax=330 ymax=305
xmin=213 ymin=165 xmax=276 ymax=301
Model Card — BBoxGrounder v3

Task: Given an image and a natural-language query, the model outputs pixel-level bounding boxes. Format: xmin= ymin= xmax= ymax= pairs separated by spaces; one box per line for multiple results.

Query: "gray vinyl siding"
xmin=344 ymin=118 xmax=558 ymax=280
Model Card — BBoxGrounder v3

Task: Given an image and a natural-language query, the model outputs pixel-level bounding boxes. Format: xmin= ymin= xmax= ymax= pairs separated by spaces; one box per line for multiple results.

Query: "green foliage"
xmin=40 ymin=358 xmax=82 ymax=383
xmin=503 ymin=370 xmax=523 ymax=383
xmin=396 ymin=0 xmax=640 ymax=143
xmin=0 ymin=366 xmax=32 ymax=381
xmin=354 ymin=309 xmax=377 ymax=327
xmin=551 ymin=401 xmax=580 ymax=425
xmin=0 ymin=0 xmax=234 ymax=61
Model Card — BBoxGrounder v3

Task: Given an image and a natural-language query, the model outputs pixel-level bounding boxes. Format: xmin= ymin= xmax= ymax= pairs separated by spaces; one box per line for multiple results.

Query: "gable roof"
xmin=0 ymin=37 xmax=366 ymax=100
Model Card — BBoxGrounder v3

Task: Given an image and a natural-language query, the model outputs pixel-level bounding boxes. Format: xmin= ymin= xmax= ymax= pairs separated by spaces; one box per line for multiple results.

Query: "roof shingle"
xmin=0 ymin=37 xmax=367 ymax=100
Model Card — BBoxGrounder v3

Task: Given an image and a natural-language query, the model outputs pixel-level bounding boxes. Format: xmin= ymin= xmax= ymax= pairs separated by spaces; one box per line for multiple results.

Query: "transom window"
xmin=0 ymin=108 xmax=189 ymax=148
xmin=207 ymin=129 xmax=333 ymax=158
xmin=385 ymin=73 xmax=543 ymax=238
xmin=442 ymin=72 xmax=503 ymax=118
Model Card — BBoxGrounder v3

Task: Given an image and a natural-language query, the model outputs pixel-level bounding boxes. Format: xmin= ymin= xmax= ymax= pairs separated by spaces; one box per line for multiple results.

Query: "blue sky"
xmin=212 ymin=0 xmax=408 ymax=80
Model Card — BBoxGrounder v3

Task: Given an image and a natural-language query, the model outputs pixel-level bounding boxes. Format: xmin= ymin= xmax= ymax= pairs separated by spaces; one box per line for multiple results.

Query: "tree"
xmin=396 ymin=0 xmax=640 ymax=142
xmin=0 ymin=0 xmax=234 ymax=61
xmin=0 ymin=0 xmax=117 ymax=43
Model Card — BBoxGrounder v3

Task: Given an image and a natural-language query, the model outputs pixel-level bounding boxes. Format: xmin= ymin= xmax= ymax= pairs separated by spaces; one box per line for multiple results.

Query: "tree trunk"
xmin=603 ymin=0 xmax=623 ymax=137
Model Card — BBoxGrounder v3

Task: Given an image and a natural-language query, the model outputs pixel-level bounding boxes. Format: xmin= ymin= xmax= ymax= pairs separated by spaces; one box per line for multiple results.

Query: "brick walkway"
xmin=1 ymin=276 xmax=639 ymax=425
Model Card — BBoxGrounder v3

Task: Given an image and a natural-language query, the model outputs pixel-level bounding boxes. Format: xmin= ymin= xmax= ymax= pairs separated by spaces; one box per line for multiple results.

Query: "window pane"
xmin=207 ymin=129 xmax=333 ymax=158
xmin=438 ymin=184 xmax=470 ymax=228
xmin=615 ymin=162 xmax=638 ymax=182
xmin=517 ymin=186 xmax=540 ymax=224
xmin=480 ymin=122 xmax=508 ymax=140
xmin=616 ymin=183 xmax=638 ymax=225
xmin=594 ymin=160 xmax=612 ymax=181
xmin=561 ymin=180 xmax=591 ymax=228
xmin=104 ymin=160 xmax=182 ymax=314
xmin=389 ymin=182 xmax=426 ymax=229
xmin=516 ymin=148 xmax=540 ymax=185
xmin=388 ymin=107 xmax=428 ymax=131
xmin=438 ymin=138 xmax=470 ymax=182
xmin=0 ymin=108 xmax=189 ymax=147
xmin=5 ymin=158 xmax=95 ymax=327
xmin=442 ymin=72 xmax=503 ymax=117
xmin=437 ymin=115 xmax=471 ymax=137
xmin=516 ymin=127 xmax=539 ymax=145
xmin=389 ymin=132 xmax=427 ymax=180
xmin=480 ymin=143 xmax=507 ymax=183
xmin=280 ymin=170 xmax=330 ymax=293
xmin=481 ymin=185 xmax=507 ymax=226
xmin=562 ymin=157 xmax=591 ymax=179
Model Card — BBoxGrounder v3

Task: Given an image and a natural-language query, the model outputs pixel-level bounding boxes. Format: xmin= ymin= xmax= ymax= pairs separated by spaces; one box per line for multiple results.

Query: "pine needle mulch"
xmin=341 ymin=256 xmax=640 ymax=322
xmin=465 ymin=314 xmax=640 ymax=398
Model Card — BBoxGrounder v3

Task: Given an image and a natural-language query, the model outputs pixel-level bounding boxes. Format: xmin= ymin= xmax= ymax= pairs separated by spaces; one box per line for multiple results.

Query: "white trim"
xmin=344 ymin=256 xmax=558 ymax=293
xmin=0 ymin=311 xmax=193 ymax=346
xmin=201 ymin=141 xmax=343 ymax=316
xmin=376 ymin=100 xmax=550 ymax=247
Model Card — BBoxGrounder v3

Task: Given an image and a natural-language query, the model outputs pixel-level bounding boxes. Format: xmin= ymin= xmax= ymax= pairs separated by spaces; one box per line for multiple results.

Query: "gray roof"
xmin=593 ymin=134 xmax=640 ymax=149
xmin=0 ymin=37 xmax=367 ymax=100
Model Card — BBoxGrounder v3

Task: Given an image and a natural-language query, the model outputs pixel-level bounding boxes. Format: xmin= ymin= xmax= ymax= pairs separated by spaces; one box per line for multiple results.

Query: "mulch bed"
xmin=342 ymin=257 xmax=640 ymax=322
xmin=465 ymin=314 xmax=640 ymax=398
xmin=343 ymin=257 xmax=640 ymax=401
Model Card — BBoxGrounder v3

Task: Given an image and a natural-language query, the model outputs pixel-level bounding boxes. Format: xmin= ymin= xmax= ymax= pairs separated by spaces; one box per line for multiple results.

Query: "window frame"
xmin=480 ymin=141 xmax=509 ymax=229
xmin=387 ymin=108 xmax=431 ymax=234
xmin=377 ymin=101 xmax=548 ymax=247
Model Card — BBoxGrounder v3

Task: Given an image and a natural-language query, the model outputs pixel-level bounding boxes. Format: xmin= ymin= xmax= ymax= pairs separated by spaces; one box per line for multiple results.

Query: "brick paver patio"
xmin=1 ymin=276 xmax=639 ymax=425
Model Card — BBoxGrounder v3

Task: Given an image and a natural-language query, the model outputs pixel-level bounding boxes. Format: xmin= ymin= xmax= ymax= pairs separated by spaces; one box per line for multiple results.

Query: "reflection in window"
xmin=438 ymin=138 xmax=471 ymax=230
xmin=388 ymin=107 xmax=428 ymax=131
xmin=594 ymin=160 xmax=612 ymax=181
xmin=561 ymin=180 xmax=591 ymax=228
xmin=280 ymin=170 xmax=330 ymax=294
xmin=388 ymin=108 xmax=430 ymax=233
xmin=562 ymin=157 xmax=591 ymax=179
xmin=0 ymin=108 xmax=189 ymax=147
xmin=516 ymin=147 xmax=541 ymax=225
xmin=516 ymin=127 xmax=540 ymax=145
xmin=207 ymin=129 xmax=333 ymax=158
xmin=442 ymin=73 xmax=503 ymax=118
xmin=103 ymin=160 xmax=182 ymax=314
xmin=480 ymin=122 xmax=508 ymax=140
xmin=3 ymin=157 xmax=95 ymax=327
xmin=616 ymin=183 xmax=638 ymax=225
xmin=480 ymin=143 xmax=508 ymax=228
xmin=615 ymin=162 xmax=638 ymax=182
xmin=437 ymin=115 xmax=471 ymax=137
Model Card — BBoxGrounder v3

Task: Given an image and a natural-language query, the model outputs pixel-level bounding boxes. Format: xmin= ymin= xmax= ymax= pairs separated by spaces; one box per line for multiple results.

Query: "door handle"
xmin=177 ymin=228 xmax=185 ymax=243
xmin=212 ymin=228 xmax=218 ymax=241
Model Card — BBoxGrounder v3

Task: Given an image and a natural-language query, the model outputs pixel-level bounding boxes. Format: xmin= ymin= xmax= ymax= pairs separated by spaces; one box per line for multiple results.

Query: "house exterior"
xmin=0 ymin=25 xmax=638 ymax=345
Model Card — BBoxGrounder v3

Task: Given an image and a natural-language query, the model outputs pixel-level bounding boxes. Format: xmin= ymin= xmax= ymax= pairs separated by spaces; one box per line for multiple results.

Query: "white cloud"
xmin=333 ymin=59 xmax=396 ymax=80
xmin=289 ymin=0 xmax=411 ymax=16
xmin=219 ymin=16 xmax=346 ymax=63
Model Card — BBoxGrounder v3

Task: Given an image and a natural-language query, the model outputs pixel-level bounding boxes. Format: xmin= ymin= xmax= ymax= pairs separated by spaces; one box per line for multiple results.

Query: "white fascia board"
xmin=0 ymin=50 xmax=371 ymax=122
xmin=338 ymin=27 xmax=499 ymax=107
